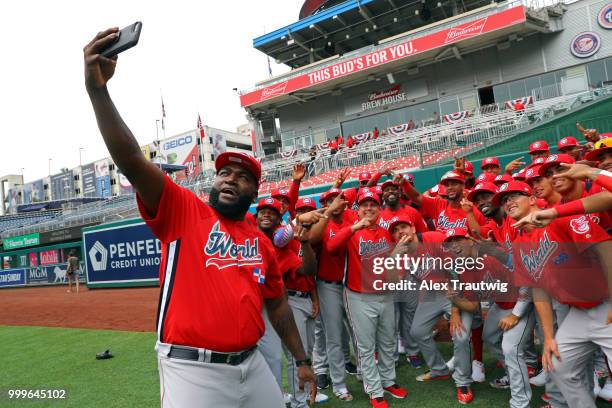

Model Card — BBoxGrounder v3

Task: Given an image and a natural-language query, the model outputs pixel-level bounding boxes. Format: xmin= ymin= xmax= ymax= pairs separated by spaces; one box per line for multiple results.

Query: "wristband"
xmin=295 ymin=358 xmax=312 ymax=368
xmin=554 ymin=200 xmax=585 ymax=218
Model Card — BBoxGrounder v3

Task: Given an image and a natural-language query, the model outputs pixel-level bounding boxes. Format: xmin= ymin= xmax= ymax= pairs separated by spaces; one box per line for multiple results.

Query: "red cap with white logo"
xmin=492 ymin=181 xmax=533 ymax=206
xmin=296 ymin=197 xmax=317 ymax=211
xmin=467 ymin=182 xmax=498 ymax=202
xmin=557 ymin=136 xmax=578 ymax=150
xmin=440 ymin=171 xmax=465 ymax=185
xmin=256 ymin=197 xmax=282 ymax=214
xmin=215 ymin=152 xmax=261 ymax=184
xmin=529 ymin=140 xmax=550 ymax=154
xmin=358 ymin=191 xmax=381 ymax=205
xmin=359 ymin=172 xmax=372 ymax=182
xmin=493 ymin=174 xmax=513 ymax=186
xmin=480 ymin=157 xmax=500 ymax=169
xmin=538 ymin=154 xmax=576 ymax=177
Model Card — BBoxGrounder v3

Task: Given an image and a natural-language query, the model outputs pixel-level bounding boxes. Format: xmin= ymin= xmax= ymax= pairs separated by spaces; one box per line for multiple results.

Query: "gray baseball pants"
xmin=483 ymin=303 xmax=536 ymax=408
xmin=409 ymin=290 xmax=474 ymax=386
xmin=258 ymin=308 xmax=283 ymax=390
xmin=345 ymin=288 xmax=396 ymax=398
xmin=549 ymin=301 xmax=612 ymax=408
xmin=394 ymin=283 xmax=420 ymax=357
xmin=284 ymin=295 xmax=316 ymax=408
xmin=156 ymin=342 xmax=284 ymax=408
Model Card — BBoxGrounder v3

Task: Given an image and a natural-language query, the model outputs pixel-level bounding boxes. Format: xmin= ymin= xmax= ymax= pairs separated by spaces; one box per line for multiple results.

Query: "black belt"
xmin=319 ymin=280 xmax=342 ymax=285
xmin=168 ymin=345 xmax=256 ymax=366
xmin=287 ymin=290 xmax=310 ymax=298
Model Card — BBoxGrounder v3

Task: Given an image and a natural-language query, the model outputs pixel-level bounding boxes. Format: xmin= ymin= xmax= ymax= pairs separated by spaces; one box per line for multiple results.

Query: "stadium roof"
xmin=254 ymin=0 xmax=496 ymax=68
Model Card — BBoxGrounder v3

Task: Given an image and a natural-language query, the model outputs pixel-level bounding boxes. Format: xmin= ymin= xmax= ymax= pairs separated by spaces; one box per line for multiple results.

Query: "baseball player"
xmin=327 ymin=192 xmax=408 ymax=408
xmin=377 ymin=178 xmax=427 ymax=368
xmin=525 ymin=165 xmax=561 ymax=208
xmin=309 ymin=189 xmax=359 ymax=401
xmin=481 ymin=157 xmax=502 ymax=175
xmin=529 ymin=140 xmax=551 ymax=162
xmin=257 ymin=198 xmax=331 ymax=407
xmin=557 ymin=137 xmax=582 ymax=161
xmin=84 ymin=29 xmax=316 ymax=407
xmin=495 ymin=181 xmax=612 ymax=408
xmin=270 ymin=164 xmax=305 ymax=220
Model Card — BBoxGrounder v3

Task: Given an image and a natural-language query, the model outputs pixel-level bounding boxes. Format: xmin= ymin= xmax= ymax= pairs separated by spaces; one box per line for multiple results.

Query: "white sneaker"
xmin=333 ymin=387 xmax=353 ymax=402
xmin=598 ymin=377 xmax=612 ymax=401
xmin=284 ymin=393 xmax=291 ymax=404
xmin=446 ymin=356 xmax=455 ymax=372
xmin=472 ymin=360 xmax=485 ymax=383
xmin=315 ymin=392 xmax=330 ymax=403
xmin=529 ymin=368 xmax=549 ymax=387
xmin=594 ymin=372 xmax=602 ymax=398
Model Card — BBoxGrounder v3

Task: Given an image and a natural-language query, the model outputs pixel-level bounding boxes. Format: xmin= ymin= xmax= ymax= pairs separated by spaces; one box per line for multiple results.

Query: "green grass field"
xmin=0 ymin=326 xmax=608 ymax=407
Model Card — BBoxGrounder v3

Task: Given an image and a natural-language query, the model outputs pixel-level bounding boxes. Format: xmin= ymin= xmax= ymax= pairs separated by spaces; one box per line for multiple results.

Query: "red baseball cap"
xmin=584 ymin=138 xmax=612 ymax=161
xmin=443 ymin=228 xmax=470 ymax=242
xmin=493 ymin=174 xmax=513 ymax=186
xmin=529 ymin=140 xmax=550 ymax=154
xmin=524 ymin=166 xmax=543 ymax=183
xmin=375 ymin=186 xmax=383 ymax=196
xmin=557 ymin=136 xmax=578 ymax=150
xmin=359 ymin=171 xmax=372 ymax=182
xmin=319 ymin=188 xmax=342 ymax=203
xmin=475 ymin=173 xmax=497 ymax=184
xmin=403 ymin=173 xmax=415 ymax=184
xmin=296 ymin=197 xmax=317 ymax=212
xmin=271 ymin=188 xmax=291 ymax=201
xmin=440 ymin=171 xmax=465 ymax=185
xmin=527 ymin=157 xmax=546 ymax=169
xmin=387 ymin=216 xmax=414 ymax=236
xmin=358 ymin=191 xmax=381 ymax=205
xmin=215 ymin=152 xmax=261 ymax=184
xmin=481 ymin=157 xmax=500 ymax=169
xmin=467 ymin=182 xmax=498 ymax=202
xmin=256 ymin=197 xmax=282 ymax=214
xmin=380 ymin=180 xmax=397 ymax=191
xmin=492 ymin=181 xmax=533 ymax=206
xmin=464 ymin=161 xmax=474 ymax=175
xmin=512 ymin=168 xmax=527 ymax=181
xmin=538 ymin=154 xmax=576 ymax=177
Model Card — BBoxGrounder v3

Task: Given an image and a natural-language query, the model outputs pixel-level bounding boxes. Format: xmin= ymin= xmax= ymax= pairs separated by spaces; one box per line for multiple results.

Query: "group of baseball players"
xmin=84 ymin=28 xmax=611 ymax=408
xmin=252 ymin=130 xmax=612 ymax=408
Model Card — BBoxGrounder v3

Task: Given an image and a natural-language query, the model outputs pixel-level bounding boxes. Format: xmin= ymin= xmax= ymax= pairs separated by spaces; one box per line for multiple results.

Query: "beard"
xmin=208 ymin=187 xmax=254 ymax=220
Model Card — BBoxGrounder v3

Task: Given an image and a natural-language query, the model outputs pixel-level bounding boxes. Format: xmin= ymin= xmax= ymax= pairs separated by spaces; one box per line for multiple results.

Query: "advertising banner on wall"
xmin=82 ymin=219 xmax=161 ymax=288
xmin=6 ymin=189 xmax=20 ymax=212
xmin=82 ymin=163 xmax=96 ymax=197
xmin=0 ymin=268 xmax=26 ymax=288
xmin=160 ymin=130 xmax=201 ymax=181
xmin=94 ymin=159 xmax=111 ymax=198
xmin=25 ymin=263 xmax=84 ymax=286
xmin=40 ymin=249 xmax=59 ymax=266
xmin=241 ymin=5 xmax=526 ymax=107
xmin=3 ymin=233 xmax=40 ymax=250
xmin=31 ymin=179 xmax=44 ymax=203
xmin=50 ymin=170 xmax=74 ymax=200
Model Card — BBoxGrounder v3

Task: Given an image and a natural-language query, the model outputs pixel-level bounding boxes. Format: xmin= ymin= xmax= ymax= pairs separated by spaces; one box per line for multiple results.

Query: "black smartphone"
xmin=101 ymin=22 xmax=142 ymax=58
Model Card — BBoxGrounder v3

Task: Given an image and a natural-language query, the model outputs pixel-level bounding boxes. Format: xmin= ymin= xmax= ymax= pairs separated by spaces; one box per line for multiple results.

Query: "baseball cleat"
xmin=471 ymin=360 xmax=485 ymax=383
xmin=456 ymin=386 xmax=474 ymax=404
xmin=489 ymin=375 xmax=510 ymax=389
xmin=598 ymin=377 xmax=612 ymax=401
xmin=383 ymin=384 xmax=408 ymax=399
xmin=345 ymin=362 xmax=358 ymax=375
xmin=333 ymin=388 xmax=353 ymax=402
xmin=315 ymin=392 xmax=330 ymax=403
xmin=316 ymin=374 xmax=330 ymax=390
xmin=529 ymin=368 xmax=549 ymax=387
xmin=541 ymin=393 xmax=550 ymax=402
xmin=397 ymin=339 xmax=406 ymax=354
xmin=593 ymin=372 xmax=602 ymax=398
xmin=369 ymin=397 xmax=389 ymax=408
xmin=284 ymin=393 xmax=291 ymax=405
xmin=416 ymin=371 xmax=451 ymax=382
xmin=407 ymin=355 xmax=424 ymax=369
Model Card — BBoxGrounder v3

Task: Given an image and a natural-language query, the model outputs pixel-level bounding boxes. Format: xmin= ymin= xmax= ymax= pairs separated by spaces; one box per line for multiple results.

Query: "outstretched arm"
xmin=84 ymin=28 xmax=165 ymax=216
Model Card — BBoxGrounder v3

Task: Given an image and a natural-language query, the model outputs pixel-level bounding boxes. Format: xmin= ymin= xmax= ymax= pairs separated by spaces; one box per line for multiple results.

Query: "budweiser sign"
xmin=368 ymin=85 xmax=401 ymax=102
xmin=445 ymin=17 xmax=488 ymax=43
xmin=241 ymin=6 xmax=526 ymax=107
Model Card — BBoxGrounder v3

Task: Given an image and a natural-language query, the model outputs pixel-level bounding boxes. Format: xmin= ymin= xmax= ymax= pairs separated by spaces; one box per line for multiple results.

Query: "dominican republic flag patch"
xmin=253 ymin=268 xmax=265 ymax=284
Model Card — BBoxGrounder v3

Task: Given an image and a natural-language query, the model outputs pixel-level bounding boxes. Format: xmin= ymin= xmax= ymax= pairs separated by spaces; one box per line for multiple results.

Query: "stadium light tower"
xmin=79 ymin=147 xmax=84 ymax=167
xmin=48 ymin=158 xmax=52 ymax=177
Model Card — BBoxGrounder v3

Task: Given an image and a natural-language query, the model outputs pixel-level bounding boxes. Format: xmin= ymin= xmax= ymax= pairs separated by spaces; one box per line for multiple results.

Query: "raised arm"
xmin=84 ymin=28 xmax=165 ymax=216
xmin=294 ymin=226 xmax=317 ymax=277
xmin=400 ymin=180 xmax=422 ymax=206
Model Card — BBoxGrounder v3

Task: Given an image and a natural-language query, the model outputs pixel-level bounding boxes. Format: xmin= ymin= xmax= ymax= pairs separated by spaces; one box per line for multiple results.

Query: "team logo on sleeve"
xmin=205 ymin=222 xmax=262 ymax=269
xmin=519 ymin=231 xmax=558 ymax=281
xmin=569 ymin=216 xmax=590 ymax=234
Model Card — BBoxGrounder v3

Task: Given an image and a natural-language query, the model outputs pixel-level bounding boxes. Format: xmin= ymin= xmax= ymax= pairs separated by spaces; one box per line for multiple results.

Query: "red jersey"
xmin=512 ymin=215 xmax=610 ymax=308
xmin=318 ymin=210 xmax=359 ymax=282
xmin=420 ymin=195 xmax=486 ymax=233
xmin=378 ymin=205 xmax=428 ymax=233
xmin=137 ymin=176 xmax=283 ymax=352
xmin=410 ymin=232 xmax=448 ymax=283
xmin=277 ymin=239 xmax=314 ymax=292
xmin=326 ymin=224 xmax=393 ymax=293
xmin=595 ymin=172 xmax=612 ymax=191
xmin=473 ymin=255 xmax=518 ymax=308
xmin=482 ymin=216 xmax=518 ymax=252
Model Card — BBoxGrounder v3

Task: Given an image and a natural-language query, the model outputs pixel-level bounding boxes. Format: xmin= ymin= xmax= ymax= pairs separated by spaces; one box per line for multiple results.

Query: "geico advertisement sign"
xmin=89 ymin=238 xmax=162 ymax=271
xmin=161 ymin=133 xmax=197 ymax=165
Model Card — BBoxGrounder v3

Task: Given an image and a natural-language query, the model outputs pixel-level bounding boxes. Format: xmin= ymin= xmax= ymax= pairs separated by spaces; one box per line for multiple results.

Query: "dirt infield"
xmin=0 ymin=285 xmax=159 ymax=332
